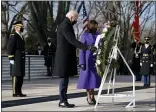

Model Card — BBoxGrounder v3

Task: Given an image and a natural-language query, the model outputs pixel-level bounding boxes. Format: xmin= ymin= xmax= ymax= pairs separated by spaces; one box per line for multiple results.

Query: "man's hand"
xmin=150 ymin=64 xmax=153 ymax=67
xmin=88 ymin=45 xmax=97 ymax=53
xmin=79 ymin=64 xmax=86 ymax=71
xmin=10 ymin=60 xmax=14 ymax=65
xmin=140 ymin=63 xmax=142 ymax=66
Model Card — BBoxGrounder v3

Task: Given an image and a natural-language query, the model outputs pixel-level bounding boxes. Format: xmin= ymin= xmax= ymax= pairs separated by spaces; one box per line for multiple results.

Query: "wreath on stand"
xmin=95 ymin=21 xmax=119 ymax=77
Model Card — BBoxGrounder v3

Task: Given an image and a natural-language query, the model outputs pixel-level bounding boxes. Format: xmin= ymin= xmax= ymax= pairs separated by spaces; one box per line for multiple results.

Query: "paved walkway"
xmin=1 ymin=75 xmax=156 ymax=111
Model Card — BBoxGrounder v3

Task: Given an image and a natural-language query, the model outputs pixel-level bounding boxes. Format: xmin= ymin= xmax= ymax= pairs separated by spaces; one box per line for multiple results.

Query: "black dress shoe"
xmin=13 ymin=94 xmax=20 ymax=97
xmin=19 ymin=93 xmax=27 ymax=97
xmin=147 ymin=84 xmax=150 ymax=87
xmin=143 ymin=84 xmax=148 ymax=87
xmin=59 ymin=102 xmax=75 ymax=108
xmin=135 ymin=80 xmax=141 ymax=81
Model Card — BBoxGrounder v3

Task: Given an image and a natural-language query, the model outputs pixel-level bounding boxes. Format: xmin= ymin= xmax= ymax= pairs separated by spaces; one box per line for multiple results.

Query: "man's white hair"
xmin=66 ymin=10 xmax=78 ymax=18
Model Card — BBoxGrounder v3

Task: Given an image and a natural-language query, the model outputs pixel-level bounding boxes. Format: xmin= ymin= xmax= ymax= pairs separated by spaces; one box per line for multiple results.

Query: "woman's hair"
xmin=86 ymin=20 xmax=98 ymax=32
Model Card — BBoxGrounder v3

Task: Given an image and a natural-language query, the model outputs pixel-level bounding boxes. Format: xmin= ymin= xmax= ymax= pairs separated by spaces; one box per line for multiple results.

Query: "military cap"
xmin=144 ymin=36 xmax=150 ymax=40
xmin=47 ymin=37 xmax=51 ymax=40
xmin=13 ymin=21 xmax=23 ymax=27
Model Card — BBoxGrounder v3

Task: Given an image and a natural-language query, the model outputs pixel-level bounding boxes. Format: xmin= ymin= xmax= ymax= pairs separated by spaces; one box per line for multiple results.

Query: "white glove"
xmin=140 ymin=63 xmax=142 ymax=66
xmin=150 ymin=64 xmax=153 ymax=67
xmin=10 ymin=60 xmax=14 ymax=65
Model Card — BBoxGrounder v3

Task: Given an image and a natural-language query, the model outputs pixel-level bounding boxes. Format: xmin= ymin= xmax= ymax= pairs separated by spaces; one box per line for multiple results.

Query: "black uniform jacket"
xmin=140 ymin=44 xmax=153 ymax=75
xmin=43 ymin=44 xmax=56 ymax=67
xmin=153 ymin=43 xmax=156 ymax=73
xmin=53 ymin=17 xmax=88 ymax=78
xmin=8 ymin=32 xmax=25 ymax=76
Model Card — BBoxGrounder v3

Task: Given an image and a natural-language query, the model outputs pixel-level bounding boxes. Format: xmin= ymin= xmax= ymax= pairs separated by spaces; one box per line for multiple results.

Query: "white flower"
xmin=96 ymin=60 xmax=101 ymax=65
xmin=103 ymin=28 xmax=108 ymax=33
xmin=101 ymin=33 xmax=105 ymax=38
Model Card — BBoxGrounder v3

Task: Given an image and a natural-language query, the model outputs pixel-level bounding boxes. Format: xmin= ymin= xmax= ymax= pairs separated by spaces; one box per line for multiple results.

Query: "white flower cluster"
xmin=94 ymin=22 xmax=111 ymax=65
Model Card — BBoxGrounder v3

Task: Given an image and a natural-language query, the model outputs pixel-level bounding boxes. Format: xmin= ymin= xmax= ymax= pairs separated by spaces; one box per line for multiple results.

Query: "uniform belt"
xmin=143 ymin=54 xmax=149 ymax=56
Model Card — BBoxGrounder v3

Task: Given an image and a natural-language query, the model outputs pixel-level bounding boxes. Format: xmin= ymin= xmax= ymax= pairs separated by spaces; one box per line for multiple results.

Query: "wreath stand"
xmin=95 ymin=25 xmax=135 ymax=108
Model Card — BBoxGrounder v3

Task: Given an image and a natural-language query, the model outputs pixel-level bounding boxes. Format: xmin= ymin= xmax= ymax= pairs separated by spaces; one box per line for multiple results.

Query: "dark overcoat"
xmin=8 ymin=32 xmax=25 ymax=76
xmin=43 ymin=44 xmax=56 ymax=67
xmin=153 ymin=43 xmax=156 ymax=74
xmin=140 ymin=44 xmax=153 ymax=75
xmin=53 ymin=17 xmax=87 ymax=78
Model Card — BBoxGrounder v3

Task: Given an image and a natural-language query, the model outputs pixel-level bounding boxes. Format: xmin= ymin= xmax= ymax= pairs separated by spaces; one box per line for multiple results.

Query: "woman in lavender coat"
xmin=77 ymin=20 xmax=101 ymax=105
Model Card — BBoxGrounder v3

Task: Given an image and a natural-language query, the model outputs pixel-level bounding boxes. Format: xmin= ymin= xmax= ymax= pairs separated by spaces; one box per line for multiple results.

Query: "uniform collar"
xmin=15 ymin=31 xmax=23 ymax=40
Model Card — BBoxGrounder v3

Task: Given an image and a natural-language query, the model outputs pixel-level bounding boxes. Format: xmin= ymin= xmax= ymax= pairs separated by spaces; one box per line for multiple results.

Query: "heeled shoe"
xmin=92 ymin=98 xmax=99 ymax=105
xmin=86 ymin=98 xmax=94 ymax=105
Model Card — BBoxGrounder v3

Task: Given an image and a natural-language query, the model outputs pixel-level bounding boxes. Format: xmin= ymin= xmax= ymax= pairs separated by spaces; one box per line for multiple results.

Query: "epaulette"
xmin=10 ymin=34 xmax=15 ymax=36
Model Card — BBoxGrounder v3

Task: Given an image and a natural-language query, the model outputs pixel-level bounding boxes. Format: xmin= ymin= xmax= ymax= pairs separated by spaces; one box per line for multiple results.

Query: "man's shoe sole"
xmin=59 ymin=105 xmax=75 ymax=108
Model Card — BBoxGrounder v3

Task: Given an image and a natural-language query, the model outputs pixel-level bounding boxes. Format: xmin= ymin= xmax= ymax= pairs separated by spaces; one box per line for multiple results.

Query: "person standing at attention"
xmin=8 ymin=21 xmax=27 ymax=97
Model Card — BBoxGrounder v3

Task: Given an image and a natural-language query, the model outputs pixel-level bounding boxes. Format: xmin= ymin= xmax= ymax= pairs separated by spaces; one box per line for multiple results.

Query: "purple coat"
xmin=77 ymin=32 xmax=101 ymax=89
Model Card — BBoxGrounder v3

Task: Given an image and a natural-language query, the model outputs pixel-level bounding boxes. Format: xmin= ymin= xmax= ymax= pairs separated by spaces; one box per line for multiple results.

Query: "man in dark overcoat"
xmin=130 ymin=41 xmax=143 ymax=81
xmin=53 ymin=10 xmax=97 ymax=108
xmin=43 ymin=37 xmax=56 ymax=76
xmin=7 ymin=21 xmax=27 ymax=97
xmin=140 ymin=37 xmax=153 ymax=87
xmin=153 ymin=43 xmax=156 ymax=75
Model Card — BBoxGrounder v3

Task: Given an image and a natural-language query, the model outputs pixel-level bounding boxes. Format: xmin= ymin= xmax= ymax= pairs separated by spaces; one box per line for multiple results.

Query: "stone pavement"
xmin=1 ymin=75 xmax=156 ymax=111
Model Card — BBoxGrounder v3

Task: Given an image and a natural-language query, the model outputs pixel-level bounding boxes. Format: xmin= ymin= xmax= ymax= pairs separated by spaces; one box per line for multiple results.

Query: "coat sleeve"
xmin=43 ymin=45 xmax=47 ymax=59
xmin=79 ymin=34 xmax=86 ymax=65
xmin=62 ymin=25 xmax=88 ymax=50
xmin=7 ymin=34 xmax=16 ymax=60
xmin=150 ymin=46 xmax=153 ymax=65
xmin=140 ymin=45 xmax=143 ymax=63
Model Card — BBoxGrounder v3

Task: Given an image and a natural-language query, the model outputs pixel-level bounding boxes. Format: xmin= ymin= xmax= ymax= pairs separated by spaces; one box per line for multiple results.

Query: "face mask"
xmin=47 ymin=39 xmax=51 ymax=43
xmin=89 ymin=28 xmax=97 ymax=33
xmin=72 ymin=20 xmax=77 ymax=25
xmin=20 ymin=27 xmax=24 ymax=32
xmin=145 ymin=41 xmax=149 ymax=44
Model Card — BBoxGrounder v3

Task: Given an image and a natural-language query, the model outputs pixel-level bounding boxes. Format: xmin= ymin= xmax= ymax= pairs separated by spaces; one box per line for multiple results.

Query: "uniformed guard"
xmin=153 ymin=43 xmax=156 ymax=75
xmin=35 ymin=44 xmax=43 ymax=55
xmin=8 ymin=21 xmax=27 ymax=97
xmin=140 ymin=37 xmax=153 ymax=87
xmin=130 ymin=41 xmax=143 ymax=81
xmin=43 ymin=37 xmax=56 ymax=76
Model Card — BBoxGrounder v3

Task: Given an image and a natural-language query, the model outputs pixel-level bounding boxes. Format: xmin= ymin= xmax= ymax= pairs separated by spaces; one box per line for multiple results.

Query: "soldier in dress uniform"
xmin=140 ymin=37 xmax=153 ymax=87
xmin=130 ymin=41 xmax=143 ymax=81
xmin=35 ymin=44 xmax=43 ymax=55
xmin=43 ymin=37 xmax=56 ymax=76
xmin=7 ymin=21 xmax=27 ymax=97
xmin=153 ymin=43 xmax=156 ymax=75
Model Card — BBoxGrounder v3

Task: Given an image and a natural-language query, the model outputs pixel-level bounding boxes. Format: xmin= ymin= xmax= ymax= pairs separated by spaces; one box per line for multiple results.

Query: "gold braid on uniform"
xmin=13 ymin=76 xmax=16 ymax=94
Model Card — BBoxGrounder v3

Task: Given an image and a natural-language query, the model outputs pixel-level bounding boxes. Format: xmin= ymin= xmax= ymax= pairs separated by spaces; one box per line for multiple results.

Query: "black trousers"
xmin=47 ymin=66 xmax=52 ymax=76
xmin=59 ymin=77 xmax=69 ymax=103
xmin=12 ymin=76 xmax=24 ymax=94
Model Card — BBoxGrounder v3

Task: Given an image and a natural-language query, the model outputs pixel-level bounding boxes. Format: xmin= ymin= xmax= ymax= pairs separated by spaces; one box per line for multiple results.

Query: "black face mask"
xmin=47 ymin=39 xmax=51 ymax=43
xmin=72 ymin=20 xmax=77 ymax=25
xmin=20 ymin=27 xmax=24 ymax=32
xmin=89 ymin=28 xmax=97 ymax=34
xmin=145 ymin=41 xmax=149 ymax=44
